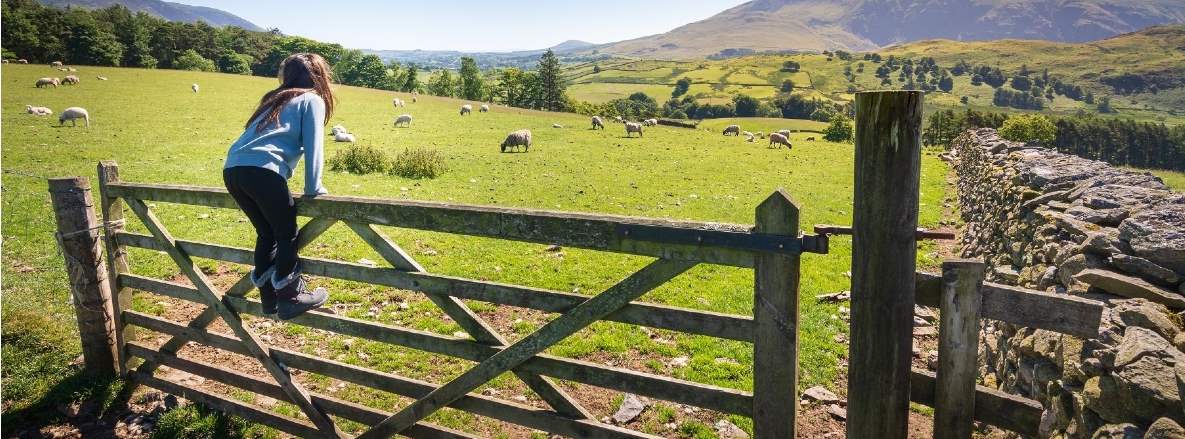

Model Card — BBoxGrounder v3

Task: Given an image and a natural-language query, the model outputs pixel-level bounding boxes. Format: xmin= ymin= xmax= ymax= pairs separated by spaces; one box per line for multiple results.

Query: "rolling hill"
xmin=37 ymin=0 xmax=262 ymax=30
xmin=590 ymin=0 xmax=1185 ymax=59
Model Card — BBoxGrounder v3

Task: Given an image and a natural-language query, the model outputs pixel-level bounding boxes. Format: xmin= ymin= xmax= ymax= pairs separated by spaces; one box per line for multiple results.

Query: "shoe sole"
xmin=277 ymin=294 xmax=329 ymax=321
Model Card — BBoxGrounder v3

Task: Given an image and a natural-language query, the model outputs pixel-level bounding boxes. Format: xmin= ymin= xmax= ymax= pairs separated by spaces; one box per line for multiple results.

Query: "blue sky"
xmin=182 ymin=0 xmax=749 ymax=52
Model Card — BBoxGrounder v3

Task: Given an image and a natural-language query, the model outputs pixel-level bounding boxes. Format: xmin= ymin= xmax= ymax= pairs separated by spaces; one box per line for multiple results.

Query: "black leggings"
xmin=223 ymin=166 xmax=298 ymax=283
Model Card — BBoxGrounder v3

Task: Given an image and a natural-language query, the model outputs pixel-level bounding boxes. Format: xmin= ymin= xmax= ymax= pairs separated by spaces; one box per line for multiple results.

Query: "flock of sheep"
xmin=722 ymin=124 xmax=796 ymax=149
xmin=23 ymin=61 xmax=200 ymax=128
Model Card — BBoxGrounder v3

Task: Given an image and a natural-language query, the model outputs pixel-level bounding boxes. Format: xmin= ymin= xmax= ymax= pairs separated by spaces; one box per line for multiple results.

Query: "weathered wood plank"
xmin=752 ymin=190 xmax=801 ymax=439
xmin=117 ymin=233 xmax=753 ymax=341
xmin=96 ymin=161 xmax=134 ymax=376
xmin=125 ymin=343 xmax=480 ymax=439
xmin=848 ymin=90 xmax=924 ymax=439
xmin=910 ymin=369 xmax=1041 ymax=437
xmin=812 ymin=224 xmax=955 ymax=240
xmin=133 ymin=371 xmax=322 ymax=438
xmin=123 ymin=311 xmax=664 ymax=439
xmin=121 ymin=294 xmax=753 ymax=416
xmin=358 ymin=258 xmax=696 ymax=438
xmin=123 ymin=199 xmax=343 ymax=438
xmin=914 ymin=272 xmax=1103 ymax=338
xmin=105 ymin=181 xmax=826 ymax=267
xmin=933 ymin=260 xmax=986 ymax=439
xmin=348 ymin=221 xmax=593 ymax=420
xmin=49 ymin=177 xmax=118 ymax=376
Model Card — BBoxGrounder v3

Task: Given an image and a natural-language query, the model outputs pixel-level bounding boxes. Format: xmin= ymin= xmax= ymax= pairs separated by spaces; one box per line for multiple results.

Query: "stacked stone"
xmin=951 ymin=128 xmax=1185 ymax=439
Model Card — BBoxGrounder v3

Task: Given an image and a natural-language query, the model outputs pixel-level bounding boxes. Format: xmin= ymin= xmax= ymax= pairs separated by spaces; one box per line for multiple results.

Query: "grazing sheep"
xmin=643 ymin=118 xmax=658 ymax=127
xmin=412 ymin=96 xmax=417 ymax=103
xmin=51 ymin=61 xmax=63 ymax=67
xmin=26 ymin=105 xmax=53 ymax=116
xmin=777 ymin=129 xmax=791 ymax=138
xmin=330 ymin=124 xmax=348 ymax=136
xmin=96 ymin=76 xmax=108 ymax=80
xmin=1 ymin=60 xmax=8 ymax=64
xmin=412 ymin=91 xmax=419 ymax=96
xmin=806 ymin=136 xmax=816 ymax=141
xmin=62 ymin=75 xmax=80 ymax=85
xmin=552 ymin=123 xmax=563 ymax=128
xmin=756 ymin=131 xmax=765 ymax=139
xmin=59 ymin=107 xmax=89 ymax=127
xmin=35 ymin=77 xmax=59 ymax=88
xmin=591 ymin=116 xmax=604 ymax=130
xmin=460 ymin=104 xmax=472 ymax=115
xmin=500 ymin=129 xmax=532 ymax=153
xmin=613 ymin=116 xmax=624 ymax=123
xmin=723 ymin=125 xmax=741 ymax=136
xmin=769 ymin=132 xmax=793 ymax=149
xmin=743 ymin=131 xmax=755 ymax=142
xmin=624 ymin=122 xmax=643 ymax=138
xmin=333 ymin=131 xmax=356 ymax=142
xmin=394 ymin=114 xmax=412 ymax=127
xmin=480 ymin=104 xmax=490 ymax=112
xmin=392 ymin=98 xmax=404 ymax=108
xmin=18 ymin=59 xmax=28 ymax=64
xmin=191 ymin=83 xmax=200 ymax=93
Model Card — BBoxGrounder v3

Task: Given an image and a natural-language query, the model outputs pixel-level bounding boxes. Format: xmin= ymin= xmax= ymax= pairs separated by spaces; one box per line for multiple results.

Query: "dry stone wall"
xmin=951 ymin=128 xmax=1185 ymax=439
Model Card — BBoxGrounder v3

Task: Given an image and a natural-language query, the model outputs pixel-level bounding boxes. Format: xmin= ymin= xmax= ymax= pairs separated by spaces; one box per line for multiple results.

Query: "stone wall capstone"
xmin=951 ymin=128 xmax=1185 ymax=439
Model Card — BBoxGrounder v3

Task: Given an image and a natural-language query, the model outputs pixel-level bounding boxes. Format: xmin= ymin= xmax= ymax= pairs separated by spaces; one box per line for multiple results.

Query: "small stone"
xmin=802 ymin=386 xmax=841 ymax=404
xmin=398 ymin=301 xmax=410 ymax=310
xmin=816 ymin=291 xmax=850 ymax=302
xmin=611 ymin=394 xmax=646 ymax=424
xmin=1111 ymin=254 xmax=1182 ymax=287
xmin=669 ymin=356 xmax=690 ymax=367
xmin=714 ymin=419 xmax=749 ymax=438
xmin=453 ymin=331 xmax=469 ymax=339
xmin=826 ymin=404 xmax=847 ymax=420
xmin=1075 ymin=269 xmax=1185 ymax=308
xmin=1146 ymin=417 xmax=1185 ymax=439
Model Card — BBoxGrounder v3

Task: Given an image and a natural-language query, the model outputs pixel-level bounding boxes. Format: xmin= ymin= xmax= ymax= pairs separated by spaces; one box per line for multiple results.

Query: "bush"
xmin=822 ymin=115 xmax=854 ymax=143
xmin=389 ymin=147 xmax=447 ymax=179
xmin=328 ymin=143 xmax=388 ymax=174
xmin=998 ymin=114 xmax=1056 ymax=145
xmin=174 ymin=49 xmax=216 ymax=72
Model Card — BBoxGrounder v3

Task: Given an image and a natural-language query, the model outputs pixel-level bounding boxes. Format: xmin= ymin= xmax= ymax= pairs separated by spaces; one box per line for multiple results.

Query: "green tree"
xmin=781 ymin=60 xmax=800 ymax=72
xmin=402 ymin=64 xmax=419 ymax=92
xmin=1098 ymin=96 xmax=1114 ymax=113
xmin=458 ymin=56 xmax=483 ymax=100
xmin=733 ymin=94 xmax=760 ymax=117
xmin=998 ymin=114 xmax=1056 ymax=144
xmin=672 ymin=77 xmax=692 ymax=98
xmin=822 ymin=115 xmax=854 ymax=143
xmin=347 ymin=54 xmax=395 ymax=90
xmin=536 ymin=49 xmax=565 ymax=111
xmin=174 ymin=49 xmax=215 ymax=71
xmin=65 ymin=13 xmax=123 ymax=66
xmin=428 ymin=70 xmax=456 ymax=97
xmin=218 ymin=51 xmax=252 ymax=74
xmin=939 ymin=74 xmax=954 ymax=92
xmin=780 ymin=79 xmax=795 ymax=92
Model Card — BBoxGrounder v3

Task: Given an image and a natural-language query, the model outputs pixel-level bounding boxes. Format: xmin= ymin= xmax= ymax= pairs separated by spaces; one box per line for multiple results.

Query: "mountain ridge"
xmin=37 ymin=0 xmax=262 ymax=30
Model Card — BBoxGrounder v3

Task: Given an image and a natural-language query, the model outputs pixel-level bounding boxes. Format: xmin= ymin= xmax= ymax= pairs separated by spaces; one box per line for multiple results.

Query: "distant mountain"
xmin=37 ymin=0 xmax=262 ymax=30
xmin=364 ymin=40 xmax=608 ymax=70
xmin=592 ymin=0 xmax=1185 ymax=59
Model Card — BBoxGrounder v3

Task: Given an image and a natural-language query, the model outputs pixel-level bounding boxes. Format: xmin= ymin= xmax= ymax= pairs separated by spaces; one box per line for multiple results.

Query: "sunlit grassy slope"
xmin=1 ymin=63 xmax=948 ymax=436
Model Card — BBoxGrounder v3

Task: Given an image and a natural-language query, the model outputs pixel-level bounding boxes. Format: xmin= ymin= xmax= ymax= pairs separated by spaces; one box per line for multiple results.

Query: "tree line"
xmin=923 ymin=108 xmax=1185 ymax=171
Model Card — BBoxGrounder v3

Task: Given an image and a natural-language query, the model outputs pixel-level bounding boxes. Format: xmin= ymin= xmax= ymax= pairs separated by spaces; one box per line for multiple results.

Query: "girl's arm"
xmin=301 ymin=94 xmax=329 ymax=196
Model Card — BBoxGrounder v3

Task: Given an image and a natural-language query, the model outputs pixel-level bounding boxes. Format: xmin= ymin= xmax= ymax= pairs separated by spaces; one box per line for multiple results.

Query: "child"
xmin=223 ymin=52 xmax=333 ymax=320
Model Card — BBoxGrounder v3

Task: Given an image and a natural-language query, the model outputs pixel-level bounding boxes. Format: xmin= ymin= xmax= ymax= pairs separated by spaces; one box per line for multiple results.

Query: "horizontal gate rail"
xmin=124 ymin=311 xmax=667 ymax=438
xmin=914 ymin=272 xmax=1103 ymax=338
xmin=116 ymin=233 xmax=755 ymax=341
xmin=103 ymin=181 xmax=827 ymax=267
xmin=121 ymin=279 xmax=756 ymax=416
xmin=909 ymin=369 xmax=1041 ymax=437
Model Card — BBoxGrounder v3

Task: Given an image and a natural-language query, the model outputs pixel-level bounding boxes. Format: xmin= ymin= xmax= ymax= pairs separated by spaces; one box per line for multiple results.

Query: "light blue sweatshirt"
xmin=224 ymin=92 xmax=327 ymax=195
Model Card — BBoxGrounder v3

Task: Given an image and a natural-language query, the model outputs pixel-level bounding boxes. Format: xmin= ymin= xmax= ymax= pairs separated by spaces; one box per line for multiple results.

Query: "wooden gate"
xmin=74 ymin=161 xmax=828 ymax=438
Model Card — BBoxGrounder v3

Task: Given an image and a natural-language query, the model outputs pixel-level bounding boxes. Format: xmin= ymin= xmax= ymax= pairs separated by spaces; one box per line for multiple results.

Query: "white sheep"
xmin=500 ymin=129 xmax=532 ymax=153
xmin=723 ymin=125 xmax=741 ymax=136
xmin=769 ymin=132 xmax=793 ymax=149
xmin=26 ymin=105 xmax=53 ymax=116
xmin=460 ymin=104 xmax=472 ymax=116
xmin=1 ymin=60 xmax=8 ymax=64
xmin=96 ymin=76 xmax=108 ymax=81
xmin=480 ymin=104 xmax=490 ymax=113
xmin=392 ymin=98 xmax=404 ymax=108
xmin=192 ymin=83 xmax=200 ymax=93
xmin=394 ymin=114 xmax=412 ymax=127
xmin=591 ymin=116 xmax=605 ymax=130
xmin=613 ymin=116 xmax=624 ymax=123
xmin=412 ymin=96 xmax=417 ymax=103
xmin=18 ymin=59 xmax=28 ymax=64
xmin=330 ymin=124 xmax=348 ymax=136
xmin=756 ymin=131 xmax=765 ymax=139
xmin=552 ymin=123 xmax=563 ymax=128
xmin=62 ymin=75 xmax=80 ymax=85
xmin=743 ymin=131 xmax=755 ymax=142
xmin=624 ymin=122 xmax=643 ymax=138
xmin=59 ymin=107 xmax=89 ymax=127
xmin=777 ymin=129 xmax=791 ymax=138
xmin=643 ymin=118 xmax=658 ymax=127
xmin=51 ymin=61 xmax=63 ymax=67
xmin=35 ymin=77 xmax=59 ymax=88
xmin=333 ymin=131 xmax=356 ymax=142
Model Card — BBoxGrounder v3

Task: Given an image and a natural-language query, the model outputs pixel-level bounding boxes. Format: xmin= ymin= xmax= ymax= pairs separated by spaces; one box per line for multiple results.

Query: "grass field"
xmin=1 ymin=64 xmax=948 ymax=437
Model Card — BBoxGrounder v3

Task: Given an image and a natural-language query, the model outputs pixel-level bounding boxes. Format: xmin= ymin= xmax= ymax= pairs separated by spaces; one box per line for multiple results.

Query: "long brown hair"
xmin=246 ymin=52 xmax=335 ymax=132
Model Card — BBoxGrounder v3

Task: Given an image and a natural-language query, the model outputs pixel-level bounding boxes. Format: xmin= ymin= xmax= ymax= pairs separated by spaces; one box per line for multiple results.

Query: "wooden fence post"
xmin=934 ymin=259 xmax=986 ymax=439
xmin=49 ymin=177 xmax=117 ymax=376
xmin=848 ymin=90 xmax=924 ymax=439
xmin=752 ymin=189 xmax=801 ymax=439
xmin=97 ymin=161 xmax=134 ymax=376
